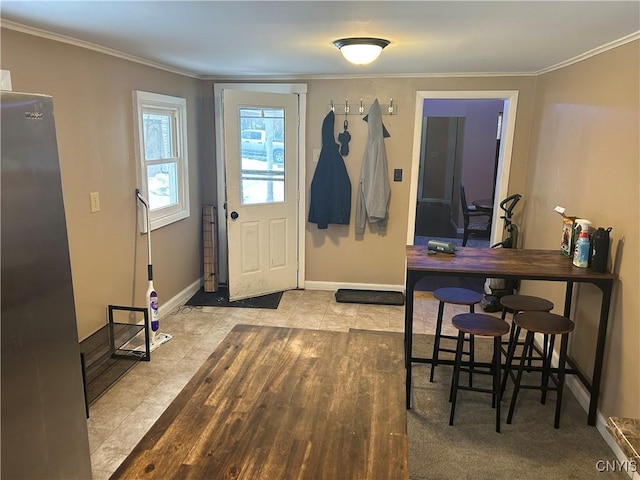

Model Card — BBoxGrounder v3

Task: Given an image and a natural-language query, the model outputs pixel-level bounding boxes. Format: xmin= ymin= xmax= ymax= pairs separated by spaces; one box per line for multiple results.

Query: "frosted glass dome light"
xmin=333 ymin=38 xmax=390 ymax=65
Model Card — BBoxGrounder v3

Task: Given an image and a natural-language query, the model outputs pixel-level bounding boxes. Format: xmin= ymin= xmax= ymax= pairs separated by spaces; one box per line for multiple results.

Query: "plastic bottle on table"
xmin=572 ymin=230 xmax=590 ymax=268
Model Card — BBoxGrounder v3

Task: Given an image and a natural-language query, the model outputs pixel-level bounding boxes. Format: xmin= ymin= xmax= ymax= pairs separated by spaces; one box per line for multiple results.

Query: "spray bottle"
xmin=572 ymin=219 xmax=592 ymax=268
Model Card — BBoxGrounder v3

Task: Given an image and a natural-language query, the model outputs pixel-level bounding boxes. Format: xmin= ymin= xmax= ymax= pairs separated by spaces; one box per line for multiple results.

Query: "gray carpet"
xmin=407 ymin=334 xmax=625 ymax=480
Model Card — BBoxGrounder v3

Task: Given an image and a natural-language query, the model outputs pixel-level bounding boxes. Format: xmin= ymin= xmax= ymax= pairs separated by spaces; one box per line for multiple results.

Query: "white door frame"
xmin=213 ymin=83 xmax=307 ymax=287
xmin=406 ymin=90 xmax=519 ymax=246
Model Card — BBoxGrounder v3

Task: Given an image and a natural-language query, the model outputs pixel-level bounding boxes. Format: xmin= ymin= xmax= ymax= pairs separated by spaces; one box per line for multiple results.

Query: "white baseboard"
xmin=303 ymin=280 xmax=404 ymax=293
xmin=534 ymin=333 xmax=636 ymax=478
xmin=158 ymin=278 xmax=201 ymax=318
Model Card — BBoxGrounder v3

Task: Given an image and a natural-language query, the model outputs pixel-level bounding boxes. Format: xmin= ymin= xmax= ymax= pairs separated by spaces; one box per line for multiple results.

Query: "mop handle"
xmin=135 ymin=189 xmax=153 ymax=280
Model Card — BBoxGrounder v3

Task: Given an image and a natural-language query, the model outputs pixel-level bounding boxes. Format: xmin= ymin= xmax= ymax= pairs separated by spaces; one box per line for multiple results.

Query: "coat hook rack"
xmin=327 ymin=98 xmax=397 ymax=116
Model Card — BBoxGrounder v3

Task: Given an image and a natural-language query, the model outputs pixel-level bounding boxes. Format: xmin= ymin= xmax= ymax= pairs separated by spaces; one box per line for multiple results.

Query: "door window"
xmin=238 ymin=107 xmax=285 ymax=205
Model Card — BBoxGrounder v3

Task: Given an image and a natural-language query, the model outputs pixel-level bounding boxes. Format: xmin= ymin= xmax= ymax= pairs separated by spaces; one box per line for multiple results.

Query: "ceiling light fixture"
xmin=333 ymin=37 xmax=390 ymax=65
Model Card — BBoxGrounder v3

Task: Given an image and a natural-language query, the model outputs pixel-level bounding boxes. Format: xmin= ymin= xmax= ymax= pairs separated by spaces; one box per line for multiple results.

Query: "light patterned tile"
xmin=356 ymin=307 xmax=389 ymax=326
xmin=320 ymin=313 xmax=356 ymax=332
xmin=357 ymin=304 xmax=391 ymax=316
xmin=326 ymin=301 xmax=359 ymax=317
xmin=354 ymin=316 xmax=389 ymax=331
xmin=87 ymin=426 xmax=112 ymax=454
xmin=254 ymin=309 xmax=291 ymax=326
xmin=92 ymin=469 xmax=112 ymax=480
xmin=90 ymin=443 xmax=129 ymax=473
xmin=286 ymin=313 xmax=323 ymax=329
xmin=389 ymin=315 xmax=405 ymax=332
xmin=292 ymin=301 xmax=328 ymax=316
xmin=144 ymin=377 xmax=190 ymax=408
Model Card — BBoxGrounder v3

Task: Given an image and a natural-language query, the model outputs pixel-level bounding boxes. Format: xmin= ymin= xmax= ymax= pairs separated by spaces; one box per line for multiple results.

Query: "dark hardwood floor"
xmin=111 ymin=325 xmax=408 ymax=480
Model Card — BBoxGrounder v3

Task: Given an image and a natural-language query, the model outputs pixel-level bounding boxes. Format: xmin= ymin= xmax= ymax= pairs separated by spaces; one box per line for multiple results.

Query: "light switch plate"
xmin=90 ymin=192 xmax=100 ymax=213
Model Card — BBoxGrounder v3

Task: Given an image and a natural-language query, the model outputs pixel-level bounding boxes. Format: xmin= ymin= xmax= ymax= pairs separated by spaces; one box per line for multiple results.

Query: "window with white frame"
xmin=134 ymin=90 xmax=190 ymax=230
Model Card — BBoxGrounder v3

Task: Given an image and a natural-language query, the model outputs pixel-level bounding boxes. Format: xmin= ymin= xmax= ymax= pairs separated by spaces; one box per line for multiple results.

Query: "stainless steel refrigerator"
xmin=1 ymin=92 xmax=92 ymax=478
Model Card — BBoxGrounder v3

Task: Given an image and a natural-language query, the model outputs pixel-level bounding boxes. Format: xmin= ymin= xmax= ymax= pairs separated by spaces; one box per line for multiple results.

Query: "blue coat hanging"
xmin=308 ymin=111 xmax=352 ymax=229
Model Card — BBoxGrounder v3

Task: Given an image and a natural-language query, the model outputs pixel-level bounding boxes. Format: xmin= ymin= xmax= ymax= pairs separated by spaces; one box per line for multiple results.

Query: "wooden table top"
xmin=111 ymin=325 xmax=408 ymax=480
xmin=406 ymin=246 xmax=617 ymax=282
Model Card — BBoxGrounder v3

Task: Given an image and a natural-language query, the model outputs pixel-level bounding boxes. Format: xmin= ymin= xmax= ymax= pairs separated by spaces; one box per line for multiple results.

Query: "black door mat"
xmin=335 ymin=289 xmax=405 ymax=306
xmin=185 ymin=286 xmax=282 ymax=309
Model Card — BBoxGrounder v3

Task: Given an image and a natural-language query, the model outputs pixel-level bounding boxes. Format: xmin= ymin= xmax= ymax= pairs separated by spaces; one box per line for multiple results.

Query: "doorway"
xmin=407 ymin=91 xmax=518 ymax=248
xmin=407 ymin=91 xmax=518 ymax=293
xmin=213 ymin=83 xmax=308 ymax=298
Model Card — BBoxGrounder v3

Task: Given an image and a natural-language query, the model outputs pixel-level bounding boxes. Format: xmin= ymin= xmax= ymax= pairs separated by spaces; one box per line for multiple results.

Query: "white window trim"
xmin=134 ymin=90 xmax=190 ymax=231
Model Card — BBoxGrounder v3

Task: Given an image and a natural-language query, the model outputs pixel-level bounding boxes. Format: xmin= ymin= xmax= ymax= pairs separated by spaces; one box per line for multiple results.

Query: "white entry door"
xmin=222 ymin=89 xmax=299 ymax=301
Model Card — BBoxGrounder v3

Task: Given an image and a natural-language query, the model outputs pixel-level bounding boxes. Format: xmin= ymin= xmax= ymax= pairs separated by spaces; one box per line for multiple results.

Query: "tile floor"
xmin=88 ymin=288 xmax=469 ymax=479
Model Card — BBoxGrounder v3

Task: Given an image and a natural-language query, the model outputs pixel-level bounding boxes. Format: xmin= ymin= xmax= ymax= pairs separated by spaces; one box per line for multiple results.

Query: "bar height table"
xmin=404 ymin=246 xmax=617 ymax=426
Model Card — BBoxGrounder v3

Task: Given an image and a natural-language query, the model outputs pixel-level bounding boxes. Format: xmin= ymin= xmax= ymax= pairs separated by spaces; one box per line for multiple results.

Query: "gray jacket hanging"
xmin=355 ymin=99 xmax=390 ymax=234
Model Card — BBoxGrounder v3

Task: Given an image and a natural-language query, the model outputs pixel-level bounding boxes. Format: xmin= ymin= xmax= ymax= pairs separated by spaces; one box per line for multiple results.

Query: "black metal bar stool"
xmin=449 ymin=313 xmax=510 ymax=433
xmin=500 ymin=294 xmax=554 ymax=392
xmin=430 ymin=287 xmax=483 ymax=384
xmin=504 ymin=311 xmax=575 ymax=429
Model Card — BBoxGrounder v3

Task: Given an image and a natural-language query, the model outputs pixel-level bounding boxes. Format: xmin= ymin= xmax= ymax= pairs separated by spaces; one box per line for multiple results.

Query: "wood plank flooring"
xmin=111 ymin=324 xmax=408 ymax=480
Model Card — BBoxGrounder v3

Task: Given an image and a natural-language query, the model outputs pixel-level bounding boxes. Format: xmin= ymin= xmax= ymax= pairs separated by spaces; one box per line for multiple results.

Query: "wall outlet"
xmin=90 ymin=192 xmax=100 ymax=213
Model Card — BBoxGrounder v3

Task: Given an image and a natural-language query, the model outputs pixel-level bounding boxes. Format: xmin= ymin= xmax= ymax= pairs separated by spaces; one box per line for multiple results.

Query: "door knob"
xmin=230 ymin=211 xmax=239 ymax=220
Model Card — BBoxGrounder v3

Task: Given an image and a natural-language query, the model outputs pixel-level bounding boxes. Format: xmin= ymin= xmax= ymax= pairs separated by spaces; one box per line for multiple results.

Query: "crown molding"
xmin=1 ymin=19 xmax=202 ymax=79
xmin=536 ymin=31 xmax=640 ymax=75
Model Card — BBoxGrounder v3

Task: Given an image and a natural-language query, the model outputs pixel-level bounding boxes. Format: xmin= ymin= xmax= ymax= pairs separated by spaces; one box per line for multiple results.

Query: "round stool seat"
xmin=514 ymin=312 xmax=574 ymax=335
xmin=429 ymin=289 xmax=482 ymax=384
xmin=500 ymin=295 xmax=554 ymax=312
xmin=452 ymin=313 xmax=510 ymax=337
xmin=434 ymin=287 xmax=482 ymax=306
xmin=449 ymin=313 xmax=510 ymax=432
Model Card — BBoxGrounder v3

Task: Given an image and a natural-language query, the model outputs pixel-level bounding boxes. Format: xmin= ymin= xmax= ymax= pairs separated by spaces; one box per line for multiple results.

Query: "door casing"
xmin=407 ymin=90 xmax=518 ymax=247
xmin=213 ymin=83 xmax=307 ymax=287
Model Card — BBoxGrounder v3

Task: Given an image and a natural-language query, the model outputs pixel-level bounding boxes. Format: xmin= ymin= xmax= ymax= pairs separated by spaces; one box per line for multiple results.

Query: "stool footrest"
xmin=456 ymin=385 xmax=496 ymax=395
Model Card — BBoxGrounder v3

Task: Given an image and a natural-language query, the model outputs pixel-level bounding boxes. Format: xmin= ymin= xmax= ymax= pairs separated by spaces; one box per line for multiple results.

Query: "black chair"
xmin=460 ymin=183 xmax=492 ymax=246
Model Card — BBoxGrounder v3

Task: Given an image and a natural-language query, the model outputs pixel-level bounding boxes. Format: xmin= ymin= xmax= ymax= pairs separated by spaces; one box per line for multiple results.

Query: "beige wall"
xmin=303 ymin=77 xmax=537 ymax=286
xmin=1 ymin=28 xmax=204 ymax=340
xmin=518 ymin=40 xmax=639 ymax=418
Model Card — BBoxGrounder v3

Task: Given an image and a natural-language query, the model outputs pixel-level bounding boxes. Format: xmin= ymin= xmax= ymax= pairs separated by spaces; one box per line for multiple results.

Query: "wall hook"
xmin=330 ymin=100 xmax=335 ymax=112
xmin=388 ymin=98 xmax=394 ymax=114
xmin=359 ymin=98 xmax=364 ymax=114
xmin=344 ymin=99 xmax=349 ymax=114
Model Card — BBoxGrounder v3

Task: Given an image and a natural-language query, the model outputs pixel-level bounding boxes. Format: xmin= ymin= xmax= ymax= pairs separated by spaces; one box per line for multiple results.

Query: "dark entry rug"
xmin=335 ymin=289 xmax=405 ymax=306
xmin=185 ymin=286 xmax=282 ymax=309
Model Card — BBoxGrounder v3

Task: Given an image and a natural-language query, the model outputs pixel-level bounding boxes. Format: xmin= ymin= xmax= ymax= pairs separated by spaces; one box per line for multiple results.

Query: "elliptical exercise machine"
xmin=481 ymin=193 xmax=522 ymax=312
